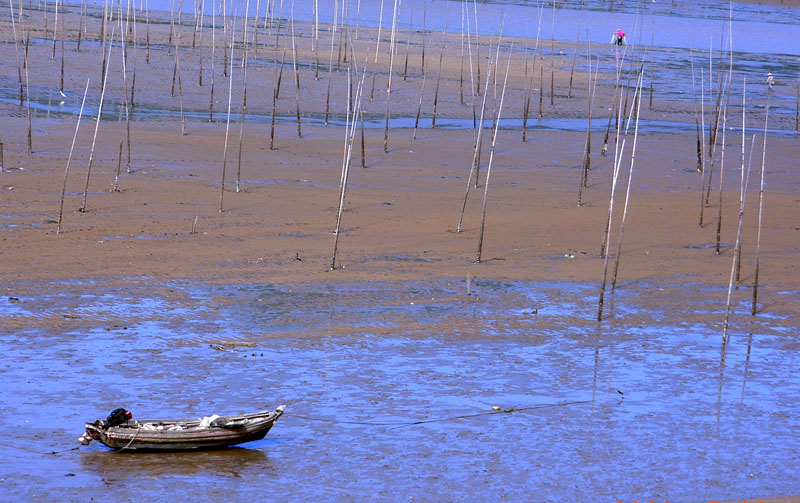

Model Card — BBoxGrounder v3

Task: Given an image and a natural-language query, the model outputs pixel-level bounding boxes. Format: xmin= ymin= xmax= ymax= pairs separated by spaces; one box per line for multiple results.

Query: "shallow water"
xmin=1 ymin=278 xmax=798 ymax=501
xmin=133 ymin=0 xmax=800 ymax=55
xmin=4 ymin=88 xmax=798 ymax=138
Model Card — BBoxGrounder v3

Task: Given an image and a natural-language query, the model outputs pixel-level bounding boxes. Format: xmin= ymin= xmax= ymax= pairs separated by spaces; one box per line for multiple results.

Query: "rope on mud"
xmin=291 ymin=400 xmax=591 ymax=429
xmin=50 ymin=445 xmax=82 ymax=455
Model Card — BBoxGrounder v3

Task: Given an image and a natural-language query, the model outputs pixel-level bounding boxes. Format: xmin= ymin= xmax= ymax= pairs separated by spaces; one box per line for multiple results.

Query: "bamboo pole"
xmin=431 ymin=10 xmax=448 ymax=129
xmin=600 ymin=57 xmax=638 ymax=260
xmin=331 ymin=67 xmax=367 ymax=270
xmin=175 ymin=35 xmax=186 ymax=136
xmin=291 ymin=9 xmax=302 ymax=138
xmin=465 ymin=0 xmax=476 ymax=129
xmin=522 ymin=66 xmax=531 ymax=142
xmin=354 ymin=0 xmax=359 ymax=39
xmin=567 ymin=22 xmax=580 ymax=99
xmin=702 ymin=74 xmax=729 ymax=223
xmin=24 ymin=30 xmax=32 ymax=154
xmin=599 ymin=67 xmax=644 ymax=320
xmin=601 ymin=89 xmax=619 ymax=157
xmin=722 ymin=77 xmax=752 ymax=342
xmin=59 ymin=20 xmax=65 ymax=95
xmin=7 ymin=0 xmax=24 ymax=106
xmin=714 ymin=85 xmax=730 ymax=256
xmin=168 ymin=0 xmax=175 ymax=55
xmin=549 ymin=39 xmax=554 ymax=107
xmin=52 ymin=0 xmax=58 ymax=60
xmin=270 ymin=44 xmax=287 ymax=150
xmin=81 ymin=30 xmax=114 ymax=214
xmin=472 ymin=0 xmax=480 ymax=95
xmin=219 ymin=19 xmax=236 ymax=213
xmin=119 ymin=0 xmax=133 ymax=171
xmin=752 ymin=94 xmax=770 ymax=315
xmin=251 ymin=0 xmax=260 ymax=59
xmin=360 ymin=106 xmax=366 ymax=169
xmin=374 ymin=0 xmax=384 ymax=63
xmin=458 ymin=5 xmax=464 ymax=103
xmin=611 ymin=70 xmax=645 ymax=292
xmin=236 ymin=8 xmax=254 ymax=192
xmin=208 ymin=0 xmax=216 ymax=121
xmin=78 ymin=0 xmax=84 ymax=52
xmin=324 ymin=0 xmax=338 ymax=125
xmin=457 ymin=51 xmax=494 ymax=233
xmin=382 ymin=0 xmax=399 ymax=153
xmin=145 ymin=0 xmax=150 ymax=63
xmin=698 ymin=67 xmax=708 ymax=226
xmin=413 ymin=37 xmax=428 ymax=140
xmin=538 ymin=65 xmax=543 ymax=118
xmin=578 ymin=40 xmax=596 ymax=207
xmin=237 ymin=0 xmax=250 ymax=70
xmin=735 ymin=78 xmax=748 ymax=282
xmin=795 ymin=62 xmax=800 ymax=135
xmin=403 ymin=9 xmax=412 ymax=82
xmin=57 ymin=80 xmax=91 ymax=234
xmin=476 ymin=44 xmax=512 ymax=263
xmin=112 ymin=139 xmax=123 ymax=192
xmin=688 ymin=42 xmax=703 ymax=172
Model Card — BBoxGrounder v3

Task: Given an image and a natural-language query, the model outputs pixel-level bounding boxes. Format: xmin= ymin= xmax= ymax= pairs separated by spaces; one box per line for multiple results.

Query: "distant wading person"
xmin=611 ymin=28 xmax=626 ymax=46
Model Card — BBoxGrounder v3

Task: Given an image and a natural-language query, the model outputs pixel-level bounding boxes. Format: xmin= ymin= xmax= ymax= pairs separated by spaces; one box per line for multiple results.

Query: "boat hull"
xmin=83 ymin=406 xmax=284 ymax=452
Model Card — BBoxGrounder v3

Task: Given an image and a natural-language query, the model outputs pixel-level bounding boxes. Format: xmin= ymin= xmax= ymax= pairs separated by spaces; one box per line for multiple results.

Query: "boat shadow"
xmin=80 ymin=446 xmax=274 ymax=479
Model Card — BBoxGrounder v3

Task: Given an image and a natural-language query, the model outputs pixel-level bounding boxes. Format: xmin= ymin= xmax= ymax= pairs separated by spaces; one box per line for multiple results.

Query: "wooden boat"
xmin=80 ymin=405 xmax=285 ymax=452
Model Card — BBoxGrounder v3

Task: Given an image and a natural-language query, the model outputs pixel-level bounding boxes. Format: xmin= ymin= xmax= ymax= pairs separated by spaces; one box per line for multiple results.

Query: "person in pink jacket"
xmin=612 ymin=28 xmax=626 ymax=46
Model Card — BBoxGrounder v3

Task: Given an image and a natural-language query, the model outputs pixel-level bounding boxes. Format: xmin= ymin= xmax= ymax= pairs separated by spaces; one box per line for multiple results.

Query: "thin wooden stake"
xmin=219 ymin=20 xmax=236 ymax=213
xmin=795 ymin=62 xmax=799 ymax=135
xmin=723 ymin=77 xmax=752 ymax=342
xmin=8 ymin=0 xmax=24 ymax=106
xmin=118 ymin=3 xmax=133 ymax=172
xmin=567 ymin=23 xmax=579 ymax=98
xmin=57 ymin=80 xmax=91 ymax=234
xmin=476 ymin=45 xmax=512 ymax=263
xmin=752 ymin=94 xmax=770 ymax=315
xmin=271 ymin=44 xmax=287 ymax=150
xmin=413 ymin=45 xmax=428 ymax=140
xmin=208 ymin=0 xmax=216 ymax=121
xmin=331 ymin=67 xmax=367 ymax=270
xmin=81 ymin=30 xmax=114 ymax=213
xmin=599 ymin=68 xmax=644 ymax=320
xmin=457 ymin=51 xmax=494 ymax=233
xmin=112 ymin=139 xmax=123 ymax=192
xmin=24 ymin=30 xmax=32 ymax=154
xmin=715 ymin=82 xmax=731 ymax=256
xmin=383 ymin=0 xmax=400 ymax=153
xmin=611 ymin=70 xmax=645 ymax=291
xmin=291 ymin=11 xmax=302 ymax=138
xmin=431 ymin=12 xmax=448 ymax=129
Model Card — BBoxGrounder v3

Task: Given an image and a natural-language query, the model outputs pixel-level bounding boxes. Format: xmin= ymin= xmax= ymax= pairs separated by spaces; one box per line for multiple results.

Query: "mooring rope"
xmin=114 ymin=427 xmax=141 ymax=453
xmin=291 ymin=400 xmax=591 ymax=429
xmin=50 ymin=445 xmax=82 ymax=455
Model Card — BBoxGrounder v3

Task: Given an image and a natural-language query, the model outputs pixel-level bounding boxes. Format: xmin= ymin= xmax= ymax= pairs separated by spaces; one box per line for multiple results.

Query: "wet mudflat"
xmin=1 ymin=278 xmax=798 ymax=502
xmin=2 ymin=0 xmax=800 ymax=500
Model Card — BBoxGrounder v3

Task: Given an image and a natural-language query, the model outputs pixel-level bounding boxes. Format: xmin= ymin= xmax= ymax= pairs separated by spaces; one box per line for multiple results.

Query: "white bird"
xmin=58 ymin=90 xmax=66 ymax=98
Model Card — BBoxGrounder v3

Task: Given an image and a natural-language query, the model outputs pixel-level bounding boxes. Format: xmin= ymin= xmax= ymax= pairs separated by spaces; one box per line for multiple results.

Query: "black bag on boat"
xmin=103 ymin=408 xmax=132 ymax=429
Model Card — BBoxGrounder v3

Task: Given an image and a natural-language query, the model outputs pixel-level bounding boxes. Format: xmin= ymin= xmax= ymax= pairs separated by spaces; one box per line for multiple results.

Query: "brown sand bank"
xmin=2 ymin=116 xmax=798 ymax=300
xmin=1 ymin=4 xmax=798 ymax=308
